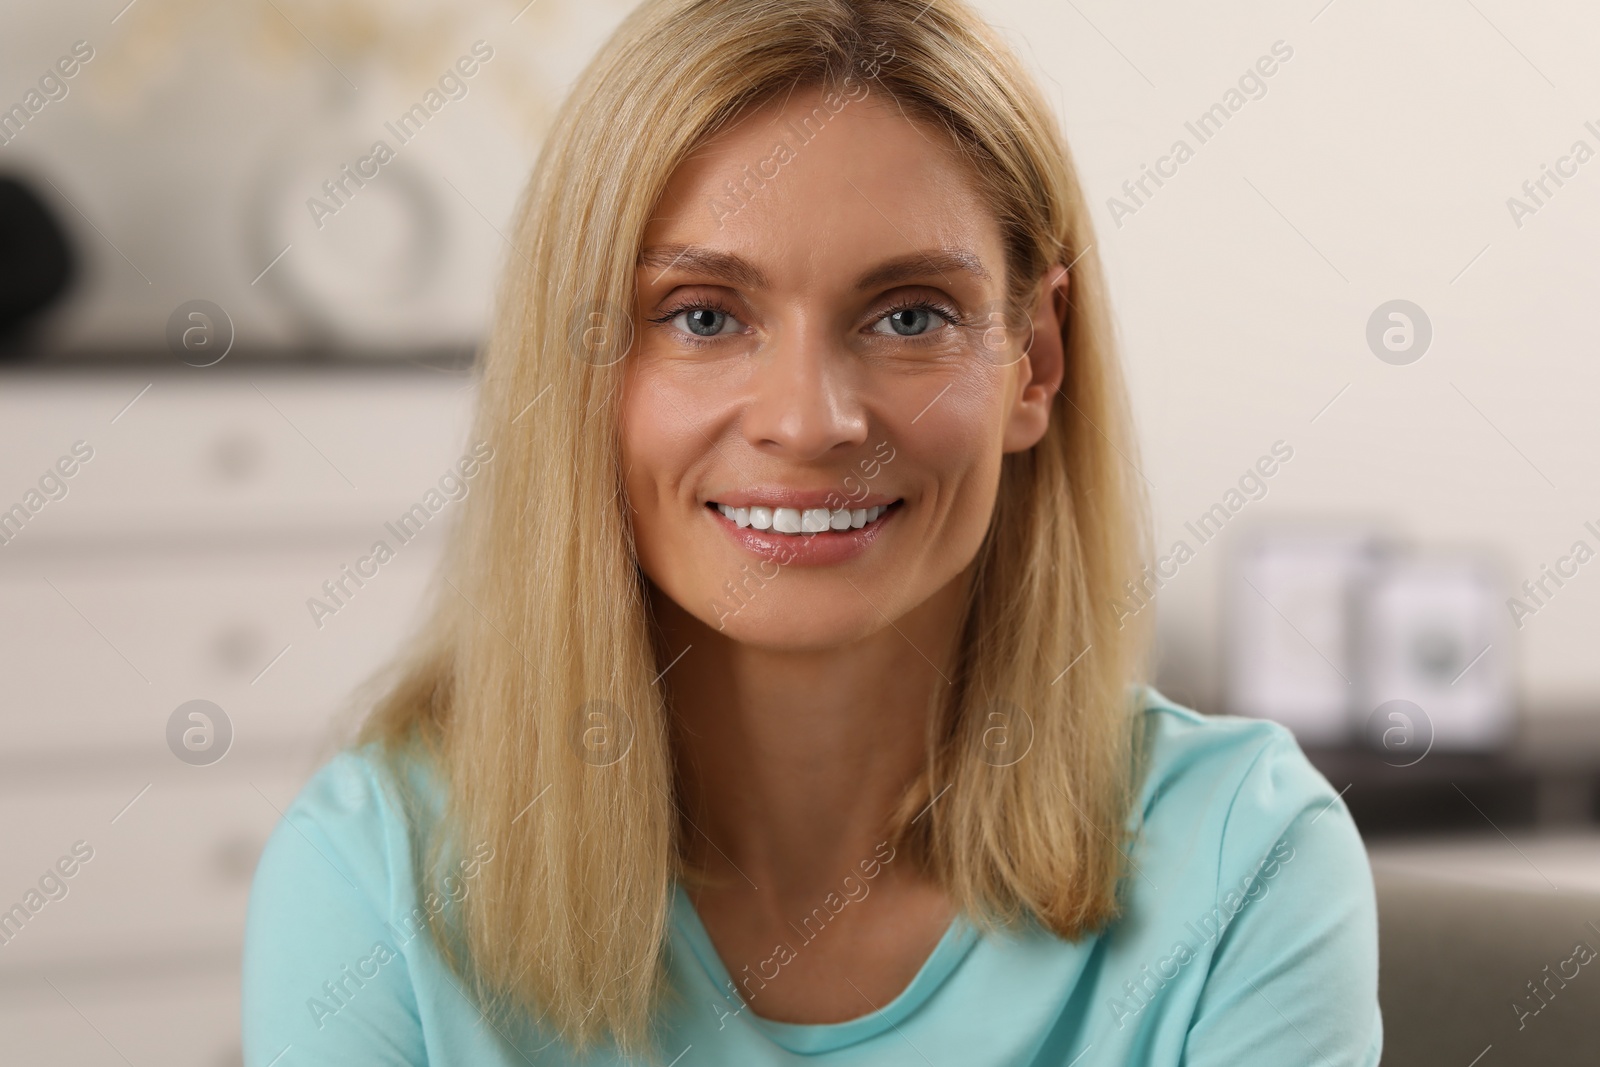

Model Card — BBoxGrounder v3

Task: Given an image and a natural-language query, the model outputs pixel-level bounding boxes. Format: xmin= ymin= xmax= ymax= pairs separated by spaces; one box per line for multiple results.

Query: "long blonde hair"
xmin=359 ymin=0 xmax=1153 ymax=1056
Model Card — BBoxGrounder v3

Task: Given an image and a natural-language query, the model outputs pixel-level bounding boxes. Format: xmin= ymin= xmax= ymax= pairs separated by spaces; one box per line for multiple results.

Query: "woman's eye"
xmin=871 ymin=306 xmax=949 ymax=337
xmin=670 ymin=307 xmax=742 ymax=337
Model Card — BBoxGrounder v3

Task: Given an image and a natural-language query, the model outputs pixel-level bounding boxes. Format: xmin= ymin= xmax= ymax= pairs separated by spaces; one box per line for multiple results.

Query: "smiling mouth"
xmin=706 ymin=501 xmax=901 ymax=535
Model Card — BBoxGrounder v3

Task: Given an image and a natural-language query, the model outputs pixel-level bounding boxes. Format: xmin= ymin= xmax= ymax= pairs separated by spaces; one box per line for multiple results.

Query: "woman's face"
xmin=621 ymin=85 xmax=1057 ymax=651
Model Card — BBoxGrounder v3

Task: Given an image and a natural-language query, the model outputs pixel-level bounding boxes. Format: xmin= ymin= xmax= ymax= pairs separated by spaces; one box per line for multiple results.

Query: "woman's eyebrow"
xmin=637 ymin=245 xmax=991 ymax=292
xmin=638 ymin=244 xmax=769 ymax=288
xmin=855 ymin=249 xmax=991 ymax=291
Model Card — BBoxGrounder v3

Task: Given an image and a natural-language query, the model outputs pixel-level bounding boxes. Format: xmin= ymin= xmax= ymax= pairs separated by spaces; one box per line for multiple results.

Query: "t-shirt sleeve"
xmin=1181 ymin=728 xmax=1383 ymax=1067
xmin=242 ymin=752 xmax=429 ymax=1067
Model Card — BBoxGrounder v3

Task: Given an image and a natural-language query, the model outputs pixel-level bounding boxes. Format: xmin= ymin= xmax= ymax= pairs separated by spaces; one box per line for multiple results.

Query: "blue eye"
xmin=872 ymin=305 xmax=950 ymax=337
xmin=672 ymin=307 xmax=742 ymax=337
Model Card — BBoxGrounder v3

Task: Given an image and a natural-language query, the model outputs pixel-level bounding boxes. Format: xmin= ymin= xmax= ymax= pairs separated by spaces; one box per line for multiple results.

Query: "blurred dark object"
xmin=1305 ymin=707 xmax=1600 ymax=837
xmin=1376 ymin=869 xmax=1600 ymax=1065
xmin=0 ymin=174 xmax=75 ymax=353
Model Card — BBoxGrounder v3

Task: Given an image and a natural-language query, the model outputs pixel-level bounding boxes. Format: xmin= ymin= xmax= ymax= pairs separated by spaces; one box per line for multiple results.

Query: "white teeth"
xmin=715 ymin=501 xmax=894 ymax=535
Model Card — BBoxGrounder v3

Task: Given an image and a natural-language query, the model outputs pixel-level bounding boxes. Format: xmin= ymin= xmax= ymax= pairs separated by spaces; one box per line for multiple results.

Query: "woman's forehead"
xmin=642 ymin=87 xmax=1004 ymax=290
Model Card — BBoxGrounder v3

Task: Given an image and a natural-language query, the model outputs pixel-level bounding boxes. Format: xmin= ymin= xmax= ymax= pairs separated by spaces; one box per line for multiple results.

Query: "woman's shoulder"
xmin=1094 ymin=694 xmax=1381 ymax=1061
xmin=243 ymin=741 xmax=448 ymax=1063
xmin=1133 ymin=685 xmax=1335 ymax=816
xmin=1127 ymin=685 xmax=1358 ymax=882
xmin=250 ymin=739 xmax=444 ymax=913
xmin=281 ymin=741 xmax=425 ymax=834
xmin=290 ymin=743 xmax=400 ymax=813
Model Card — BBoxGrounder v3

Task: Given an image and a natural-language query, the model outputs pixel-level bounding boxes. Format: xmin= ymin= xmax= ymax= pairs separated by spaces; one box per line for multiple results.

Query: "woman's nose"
xmin=740 ymin=322 xmax=868 ymax=462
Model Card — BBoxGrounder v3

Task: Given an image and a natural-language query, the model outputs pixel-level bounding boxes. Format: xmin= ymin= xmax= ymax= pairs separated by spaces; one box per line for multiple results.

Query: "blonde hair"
xmin=358 ymin=0 xmax=1153 ymax=1057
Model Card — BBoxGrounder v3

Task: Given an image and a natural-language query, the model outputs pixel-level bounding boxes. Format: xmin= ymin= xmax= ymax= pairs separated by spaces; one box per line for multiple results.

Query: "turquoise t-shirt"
xmin=242 ymin=687 xmax=1382 ymax=1065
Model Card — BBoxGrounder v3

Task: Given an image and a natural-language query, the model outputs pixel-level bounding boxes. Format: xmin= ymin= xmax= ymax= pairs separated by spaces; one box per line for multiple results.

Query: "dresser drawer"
xmin=0 ymin=962 xmax=242 ymax=1067
xmin=0 ymin=370 xmax=480 ymax=542
xmin=0 ymin=766 xmax=316 ymax=974
xmin=0 ymin=537 xmax=441 ymax=756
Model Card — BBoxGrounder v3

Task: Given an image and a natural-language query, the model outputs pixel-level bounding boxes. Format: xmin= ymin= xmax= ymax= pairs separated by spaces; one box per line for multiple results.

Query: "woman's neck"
xmin=654 ymin=574 xmax=967 ymax=906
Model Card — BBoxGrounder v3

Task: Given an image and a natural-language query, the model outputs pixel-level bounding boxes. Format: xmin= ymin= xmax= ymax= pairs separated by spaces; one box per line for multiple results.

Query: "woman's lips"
xmin=709 ymin=501 xmax=893 ymax=534
xmin=706 ymin=500 xmax=899 ymax=565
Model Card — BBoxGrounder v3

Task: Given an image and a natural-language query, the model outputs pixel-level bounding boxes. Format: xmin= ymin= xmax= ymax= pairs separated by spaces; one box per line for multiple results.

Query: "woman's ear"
xmin=1001 ymin=264 xmax=1069 ymax=453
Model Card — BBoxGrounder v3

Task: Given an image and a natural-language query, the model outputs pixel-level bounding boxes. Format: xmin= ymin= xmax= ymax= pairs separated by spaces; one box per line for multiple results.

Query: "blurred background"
xmin=0 ymin=0 xmax=1597 ymax=1063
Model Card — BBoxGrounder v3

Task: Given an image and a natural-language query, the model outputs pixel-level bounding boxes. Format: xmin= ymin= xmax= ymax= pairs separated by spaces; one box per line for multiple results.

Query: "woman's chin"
xmin=701 ymin=602 xmax=893 ymax=653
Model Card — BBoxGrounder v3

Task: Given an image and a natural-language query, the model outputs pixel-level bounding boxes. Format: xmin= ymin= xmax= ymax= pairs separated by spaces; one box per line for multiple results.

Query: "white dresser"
xmin=0 ymin=364 xmax=476 ymax=1066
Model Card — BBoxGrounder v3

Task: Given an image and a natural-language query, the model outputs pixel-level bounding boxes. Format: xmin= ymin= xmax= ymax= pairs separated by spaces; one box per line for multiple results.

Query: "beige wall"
xmin=0 ymin=0 xmax=1595 ymax=713
xmin=969 ymin=0 xmax=1600 ymax=712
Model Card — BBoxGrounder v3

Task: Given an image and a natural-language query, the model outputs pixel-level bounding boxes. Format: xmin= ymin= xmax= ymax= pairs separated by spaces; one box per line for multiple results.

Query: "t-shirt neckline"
xmin=669 ymin=881 xmax=981 ymax=1055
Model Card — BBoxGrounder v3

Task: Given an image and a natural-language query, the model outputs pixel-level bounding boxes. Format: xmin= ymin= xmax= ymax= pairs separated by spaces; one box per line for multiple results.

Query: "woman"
xmin=243 ymin=0 xmax=1381 ymax=1063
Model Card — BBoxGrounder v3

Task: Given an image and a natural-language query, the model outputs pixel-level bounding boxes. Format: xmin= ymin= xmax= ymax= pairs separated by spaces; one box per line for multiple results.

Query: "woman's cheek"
xmin=896 ymin=380 xmax=1008 ymax=556
xmin=618 ymin=385 xmax=682 ymax=573
xmin=891 ymin=373 xmax=1004 ymax=476
xmin=620 ymin=376 xmax=735 ymax=598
